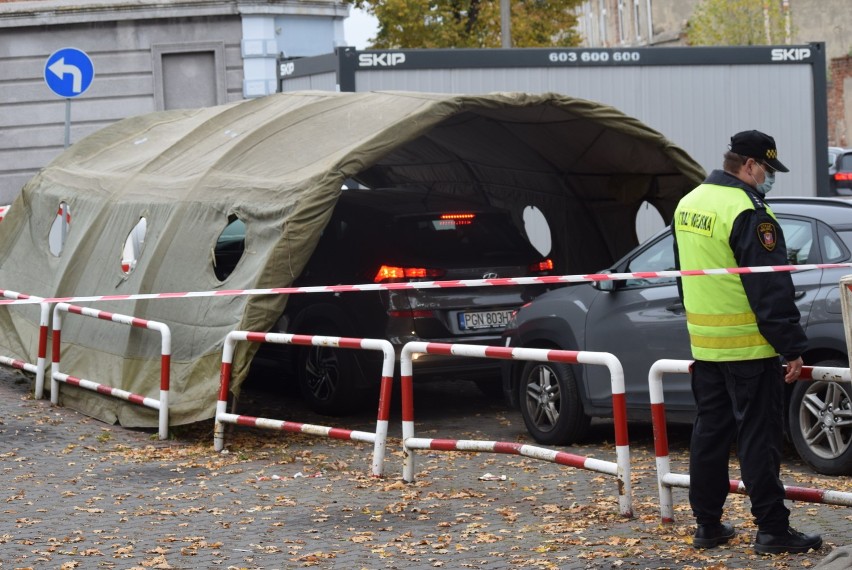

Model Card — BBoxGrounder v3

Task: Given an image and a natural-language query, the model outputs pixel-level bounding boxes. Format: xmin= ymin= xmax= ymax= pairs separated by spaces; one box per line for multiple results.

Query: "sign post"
xmin=44 ymin=48 xmax=95 ymax=148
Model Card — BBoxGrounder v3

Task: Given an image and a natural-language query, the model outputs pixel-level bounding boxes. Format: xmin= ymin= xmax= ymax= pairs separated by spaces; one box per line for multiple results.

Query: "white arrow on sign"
xmin=48 ymin=57 xmax=83 ymax=93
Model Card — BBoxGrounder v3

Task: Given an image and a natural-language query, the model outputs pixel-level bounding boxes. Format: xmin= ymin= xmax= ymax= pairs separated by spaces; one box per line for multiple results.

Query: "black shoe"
xmin=693 ymin=522 xmax=735 ymax=549
xmin=754 ymin=527 xmax=822 ymax=554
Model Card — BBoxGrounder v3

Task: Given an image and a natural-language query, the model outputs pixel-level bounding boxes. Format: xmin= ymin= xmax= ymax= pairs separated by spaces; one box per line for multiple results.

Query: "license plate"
xmin=457 ymin=309 xmax=513 ymax=331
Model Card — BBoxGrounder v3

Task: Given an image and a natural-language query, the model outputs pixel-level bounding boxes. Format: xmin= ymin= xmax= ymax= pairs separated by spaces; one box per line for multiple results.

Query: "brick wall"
xmin=828 ymin=55 xmax=852 ymax=147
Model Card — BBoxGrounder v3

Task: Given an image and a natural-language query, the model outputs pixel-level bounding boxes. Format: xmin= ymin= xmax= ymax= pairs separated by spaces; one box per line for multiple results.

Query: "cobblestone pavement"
xmin=1 ymin=367 xmax=849 ymax=570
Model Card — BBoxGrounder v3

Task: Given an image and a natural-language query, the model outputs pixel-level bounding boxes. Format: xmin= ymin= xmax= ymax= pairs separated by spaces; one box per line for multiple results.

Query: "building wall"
xmin=829 ymin=56 xmax=852 ymax=147
xmin=576 ymin=0 xmax=851 ymax=148
xmin=0 ymin=0 xmax=348 ymax=204
xmin=0 ymin=16 xmax=241 ymax=204
xmin=578 ymin=0 xmax=850 ymax=58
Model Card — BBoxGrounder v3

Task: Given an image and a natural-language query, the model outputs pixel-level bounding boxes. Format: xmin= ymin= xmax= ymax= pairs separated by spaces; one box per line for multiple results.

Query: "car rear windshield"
xmin=839 ymin=153 xmax=852 ymax=170
xmin=389 ymin=212 xmax=538 ymax=265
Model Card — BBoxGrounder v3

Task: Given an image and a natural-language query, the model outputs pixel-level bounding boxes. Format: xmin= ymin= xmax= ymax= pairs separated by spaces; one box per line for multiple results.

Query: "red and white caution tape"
xmin=1 ymin=262 xmax=851 ymax=306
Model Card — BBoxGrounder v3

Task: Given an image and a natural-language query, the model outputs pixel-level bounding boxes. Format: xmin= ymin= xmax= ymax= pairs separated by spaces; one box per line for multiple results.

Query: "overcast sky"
xmin=343 ymin=6 xmax=379 ymax=49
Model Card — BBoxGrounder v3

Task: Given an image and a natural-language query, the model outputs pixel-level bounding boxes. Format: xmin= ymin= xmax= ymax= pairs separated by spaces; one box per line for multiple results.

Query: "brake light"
xmin=528 ymin=258 xmax=554 ymax=274
xmin=835 ymin=172 xmax=852 ymax=181
xmin=439 ymin=213 xmax=475 ymax=226
xmin=374 ymin=265 xmax=446 ymax=283
xmin=388 ymin=309 xmax=434 ymax=318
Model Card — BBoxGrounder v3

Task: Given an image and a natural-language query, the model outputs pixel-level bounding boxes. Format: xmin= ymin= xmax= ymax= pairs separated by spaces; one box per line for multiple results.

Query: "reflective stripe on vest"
xmin=674 ymin=183 xmax=777 ymax=361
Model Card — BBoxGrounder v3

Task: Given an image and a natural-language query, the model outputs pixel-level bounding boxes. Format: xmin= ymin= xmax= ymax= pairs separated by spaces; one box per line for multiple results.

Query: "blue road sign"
xmin=44 ymin=48 xmax=95 ymax=98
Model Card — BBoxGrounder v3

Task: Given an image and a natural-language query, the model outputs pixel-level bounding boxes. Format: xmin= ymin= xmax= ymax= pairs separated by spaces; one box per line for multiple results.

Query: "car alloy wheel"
xmin=297 ymin=330 xmax=360 ymax=416
xmin=518 ymin=360 xmax=589 ymax=446
xmin=304 ymin=344 xmax=339 ymax=403
xmin=789 ymin=359 xmax=852 ymax=475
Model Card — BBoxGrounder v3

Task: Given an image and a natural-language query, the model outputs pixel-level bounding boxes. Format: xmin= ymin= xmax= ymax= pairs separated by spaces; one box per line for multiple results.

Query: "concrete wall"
xmin=792 ymin=0 xmax=850 ymax=61
xmin=0 ymin=17 xmax=243 ymax=204
xmin=0 ymin=0 xmax=348 ymax=204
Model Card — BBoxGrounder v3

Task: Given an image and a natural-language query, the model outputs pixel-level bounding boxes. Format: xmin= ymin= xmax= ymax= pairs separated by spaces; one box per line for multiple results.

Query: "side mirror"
xmin=591 ymin=270 xmax=616 ymax=292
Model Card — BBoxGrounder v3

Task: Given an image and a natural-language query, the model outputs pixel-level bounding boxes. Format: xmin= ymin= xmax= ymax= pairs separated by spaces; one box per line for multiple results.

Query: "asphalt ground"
xmin=1 ymin=366 xmax=850 ymax=570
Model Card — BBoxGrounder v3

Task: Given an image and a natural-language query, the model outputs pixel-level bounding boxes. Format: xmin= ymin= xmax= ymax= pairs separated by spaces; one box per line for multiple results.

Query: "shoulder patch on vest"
xmin=757 ymin=222 xmax=777 ymax=251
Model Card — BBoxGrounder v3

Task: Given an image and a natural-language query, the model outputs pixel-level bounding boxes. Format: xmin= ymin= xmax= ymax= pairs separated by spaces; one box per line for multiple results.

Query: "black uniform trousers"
xmin=688 ymin=357 xmax=790 ymax=533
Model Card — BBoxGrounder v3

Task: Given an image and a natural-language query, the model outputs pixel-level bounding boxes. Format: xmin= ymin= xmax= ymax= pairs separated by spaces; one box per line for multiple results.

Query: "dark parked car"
xmin=502 ymin=197 xmax=852 ymax=475
xmin=221 ymin=188 xmax=555 ymax=415
xmin=829 ymin=148 xmax=852 ymax=195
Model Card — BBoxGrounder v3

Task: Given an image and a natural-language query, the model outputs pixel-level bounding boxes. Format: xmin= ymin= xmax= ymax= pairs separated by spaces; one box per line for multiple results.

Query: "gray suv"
xmin=502 ymin=197 xmax=852 ymax=475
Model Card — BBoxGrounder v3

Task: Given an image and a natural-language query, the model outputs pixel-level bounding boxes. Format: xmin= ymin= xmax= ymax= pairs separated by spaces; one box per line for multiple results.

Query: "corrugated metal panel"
xmin=355 ymin=64 xmax=815 ymax=199
xmin=281 ymin=72 xmax=338 ymax=92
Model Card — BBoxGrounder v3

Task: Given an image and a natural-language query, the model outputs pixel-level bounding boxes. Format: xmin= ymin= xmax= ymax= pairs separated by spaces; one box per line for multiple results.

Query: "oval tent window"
xmin=214 ymin=215 xmax=246 ymax=281
xmin=522 ymin=205 xmax=552 ymax=257
xmin=48 ymin=202 xmax=71 ymax=257
xmin=121 ymin=217 xmax=147 ymax=275
xmin=635 ymin=201 xmax=665 ymax=243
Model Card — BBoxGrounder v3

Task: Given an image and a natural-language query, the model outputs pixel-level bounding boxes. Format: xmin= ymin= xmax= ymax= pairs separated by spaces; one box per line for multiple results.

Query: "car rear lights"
xmin=438 ymin=213 xmax=475 ymax=226
xmin=835 ymin=172 xmax=852 ymax=181
xmin=528 ymin=258 xmax=554 ymax=274
xmin=388 ymin=309 xmax=435 ymax=318
xmin=374 ymin=265 xmax=446 ymax=283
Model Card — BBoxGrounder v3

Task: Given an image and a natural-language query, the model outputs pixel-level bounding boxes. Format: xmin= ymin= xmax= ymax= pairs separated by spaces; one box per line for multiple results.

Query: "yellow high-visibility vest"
xmin=674 ymin=183 xmax=777 ymax=361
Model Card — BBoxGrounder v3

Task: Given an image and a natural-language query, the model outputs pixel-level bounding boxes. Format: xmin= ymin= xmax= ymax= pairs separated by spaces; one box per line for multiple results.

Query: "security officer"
xmin=673 ymin=130 xmax=822 ymax=554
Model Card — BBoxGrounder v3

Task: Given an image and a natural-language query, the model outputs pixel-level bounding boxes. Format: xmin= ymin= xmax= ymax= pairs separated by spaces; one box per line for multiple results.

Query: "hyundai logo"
xmin=482 ymin=272 xmax=499 ymax=279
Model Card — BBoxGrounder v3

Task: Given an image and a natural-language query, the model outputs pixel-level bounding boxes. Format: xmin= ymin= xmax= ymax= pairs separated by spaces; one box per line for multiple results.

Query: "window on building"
xmin=588 ymin=7 xmax=597 ymax=45
xmin=578 ymin=1 xmax=591 ymax=44
xmin=634 ymin=0 xmax=642 ymax=41
xmin=618 ymin=0 xmax=626 ymax=44
xmin=599 ymin=0 xmax=608 ymax=45
xmin=646 ymin=0 xmax=654 ymax=43
xmin=152 ymin=42 xmax=226 ymax=111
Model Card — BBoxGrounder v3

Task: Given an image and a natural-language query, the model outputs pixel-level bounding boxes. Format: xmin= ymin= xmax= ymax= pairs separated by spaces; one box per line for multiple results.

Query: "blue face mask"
xmin=752 ymin=162 xmax=776 ymax=194
xmin=756 ymin=171 xmax=775 ymax=194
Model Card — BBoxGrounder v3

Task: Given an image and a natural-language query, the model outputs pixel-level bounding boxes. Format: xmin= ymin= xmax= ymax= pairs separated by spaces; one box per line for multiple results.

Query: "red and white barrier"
xmin=0 ymin=263 xmax=850 ymax=307
xmin=400 ymin=342 xmax=633 ymax=518
xmin=51 ymin=302 xmax=172 ymax=439
xmin=0 ymin=289 xmax=51 ymax=399
xmin=649 ymin=359 xmax=852 ymax=523
xmin=214 ymin=332 xmax=395 ymax=477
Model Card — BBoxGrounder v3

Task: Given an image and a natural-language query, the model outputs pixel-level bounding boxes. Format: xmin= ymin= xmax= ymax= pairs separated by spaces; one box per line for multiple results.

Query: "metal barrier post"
xmin=649 ymin=359 xmax=852 ymax=523
xmin=51 ymin=303 xmax=171 ymax=439
xmin=400 ymin=342 xmax=633 ymax=517
xmin=648 ymin=359 xmax=692 ymax=523
xmin=214 ymin=331 xmax=395 ymax=477
xmin=0 ymin=290 xmax=51 ymax=399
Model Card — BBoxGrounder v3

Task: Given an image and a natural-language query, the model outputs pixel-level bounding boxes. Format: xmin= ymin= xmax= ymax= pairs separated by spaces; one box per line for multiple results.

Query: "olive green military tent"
xmin=0 ymin=90 xmax=704 ymax=427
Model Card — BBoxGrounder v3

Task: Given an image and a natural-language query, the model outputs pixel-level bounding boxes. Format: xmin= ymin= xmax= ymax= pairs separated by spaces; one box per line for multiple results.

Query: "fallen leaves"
xmin=0 ymin=379 xmax=841 ymax=570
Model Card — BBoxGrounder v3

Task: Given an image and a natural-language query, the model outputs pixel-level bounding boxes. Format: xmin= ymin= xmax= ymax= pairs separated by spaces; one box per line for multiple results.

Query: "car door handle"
xmin=794 ymin=290 xmax=806 ymax=300
xmin=666 ymin=302 xmax=685 ymax=314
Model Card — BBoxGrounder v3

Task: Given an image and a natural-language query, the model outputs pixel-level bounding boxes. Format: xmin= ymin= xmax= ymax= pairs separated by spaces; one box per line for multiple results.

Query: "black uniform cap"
xmin=729 ymin=130 xmax=789 ymax=173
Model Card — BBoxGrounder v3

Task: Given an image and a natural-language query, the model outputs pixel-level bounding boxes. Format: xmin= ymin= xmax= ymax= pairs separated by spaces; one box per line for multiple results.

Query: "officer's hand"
xmin=784 ymin=356 xmax=803 ymax=383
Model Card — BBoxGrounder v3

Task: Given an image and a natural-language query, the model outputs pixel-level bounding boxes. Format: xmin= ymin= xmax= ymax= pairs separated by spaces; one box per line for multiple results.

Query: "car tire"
xmin=518 ymin=360 xmax=590 ymax=445
xmin=788 ymin=358 xmax=852 ymax=475
xmin=297 ymin=326 xmax=361 ymax=416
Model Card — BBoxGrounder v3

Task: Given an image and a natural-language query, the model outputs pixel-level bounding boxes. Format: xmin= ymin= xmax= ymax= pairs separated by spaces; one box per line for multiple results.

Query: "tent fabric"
xmin=0 ymin=90 xmax=705 ymax=427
